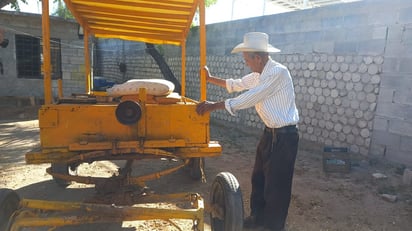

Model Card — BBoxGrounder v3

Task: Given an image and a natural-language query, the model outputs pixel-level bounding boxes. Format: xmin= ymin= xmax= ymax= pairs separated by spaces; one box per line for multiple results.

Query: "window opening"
xmin=15 ymin=34 xmax=62 ymax=79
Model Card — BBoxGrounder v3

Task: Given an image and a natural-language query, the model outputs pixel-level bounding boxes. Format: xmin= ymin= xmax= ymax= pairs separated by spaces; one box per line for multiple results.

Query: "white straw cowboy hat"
xmin=231 ymin=32 xmax=280 ymax=53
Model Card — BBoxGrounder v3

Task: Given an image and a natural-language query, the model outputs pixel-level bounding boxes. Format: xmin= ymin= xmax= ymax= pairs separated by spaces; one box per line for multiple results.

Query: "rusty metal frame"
xmin=8 ymin=193 xmax=206 ymax=231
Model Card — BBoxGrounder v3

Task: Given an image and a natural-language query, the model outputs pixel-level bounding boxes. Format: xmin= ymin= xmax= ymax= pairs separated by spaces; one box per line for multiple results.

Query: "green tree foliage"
xmin=52 ymin=0 xmax=73 ymax=19
xmin=5 ymin=0 xmax=72 ymax=18
xmin=5 ymin=0 xmax=28 ymax=11
xmin=205 ymin=0 xmax=218 ymax=8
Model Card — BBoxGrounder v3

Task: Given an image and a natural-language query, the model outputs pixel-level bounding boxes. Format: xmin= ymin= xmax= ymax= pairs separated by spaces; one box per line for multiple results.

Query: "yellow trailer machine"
xmin=0 ymin=0 xmax=244 ymax=231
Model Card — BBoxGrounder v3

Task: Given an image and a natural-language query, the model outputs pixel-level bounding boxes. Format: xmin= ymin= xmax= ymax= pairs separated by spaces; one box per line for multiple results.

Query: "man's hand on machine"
xmin=196 ymin=101 xmax=225 ymax=115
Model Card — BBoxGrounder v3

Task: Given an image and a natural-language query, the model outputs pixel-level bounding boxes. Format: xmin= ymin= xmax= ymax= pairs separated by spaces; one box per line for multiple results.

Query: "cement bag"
xmin=107 ymin=79 xmax=175 ymax=96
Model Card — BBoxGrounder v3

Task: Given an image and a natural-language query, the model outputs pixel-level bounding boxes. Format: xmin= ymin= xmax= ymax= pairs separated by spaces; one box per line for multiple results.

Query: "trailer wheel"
xmin=188 ymin=157 xmax=205 ymax=181
xmin=0 ymin=189 xmax=20 ymax=231
xmin=51 ymin=163 xmax=71 ymax=187
xmin=210 ymin=172 xmax=243 ymax=231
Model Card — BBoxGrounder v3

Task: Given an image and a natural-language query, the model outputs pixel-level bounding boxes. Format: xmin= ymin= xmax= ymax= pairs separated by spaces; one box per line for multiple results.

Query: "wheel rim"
xmin=209 ymin=172 xmax=244 ymax=231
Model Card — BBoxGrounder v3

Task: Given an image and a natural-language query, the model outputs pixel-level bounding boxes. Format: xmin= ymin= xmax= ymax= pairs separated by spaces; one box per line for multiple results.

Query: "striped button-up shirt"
xmin=224 ymin=57 xmax=299 ymax=128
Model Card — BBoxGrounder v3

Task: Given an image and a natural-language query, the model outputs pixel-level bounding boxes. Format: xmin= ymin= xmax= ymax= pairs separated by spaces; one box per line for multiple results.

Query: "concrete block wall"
xmin=188 ymin=0 xmax=412 ymax=166
xmin=370 ymin=0 xmax=412 ymax=164
xmin=0 ymin=0 xmax=410 ymax=166
xmin=0 ymin=11 xmax=85 ymax=98
xmin=164 ymin=53 xmax=382 ymax=156
xmin=96 ymin=0 xmax=412 ymax=166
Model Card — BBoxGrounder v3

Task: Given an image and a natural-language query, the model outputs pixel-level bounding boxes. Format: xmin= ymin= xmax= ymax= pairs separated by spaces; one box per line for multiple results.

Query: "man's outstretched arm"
xmin=204 ymin=66 xmax=226 ymax=88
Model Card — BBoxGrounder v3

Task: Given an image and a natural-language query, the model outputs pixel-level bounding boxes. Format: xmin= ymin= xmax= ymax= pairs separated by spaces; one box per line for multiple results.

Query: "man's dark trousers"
xmin=250 ymin=126 xmax=299 ymax=231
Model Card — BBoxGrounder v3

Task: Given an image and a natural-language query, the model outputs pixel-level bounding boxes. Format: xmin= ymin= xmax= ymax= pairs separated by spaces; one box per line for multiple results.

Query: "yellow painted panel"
xmin=38 ymin=108 xmax=58 ymax=128
xmin=39 ymin=102 xmax=210 ymax=150
xmin=145 ymin=103 xmax=209 ymax=144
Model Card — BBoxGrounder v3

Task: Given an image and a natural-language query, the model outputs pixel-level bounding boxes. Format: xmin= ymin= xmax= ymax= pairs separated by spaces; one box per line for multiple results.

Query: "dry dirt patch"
xmin=0 ymin=106 xmax=411 ymax=231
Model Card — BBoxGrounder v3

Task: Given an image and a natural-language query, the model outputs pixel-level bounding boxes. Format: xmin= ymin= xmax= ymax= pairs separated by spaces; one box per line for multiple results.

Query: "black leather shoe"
xmin=243 ymin=215 xmax=264 ymax=229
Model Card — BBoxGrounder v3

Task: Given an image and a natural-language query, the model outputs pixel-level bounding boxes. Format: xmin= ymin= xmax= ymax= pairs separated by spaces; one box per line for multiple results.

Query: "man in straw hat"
xmin=196 ymin=32 xmax=299 ymax=231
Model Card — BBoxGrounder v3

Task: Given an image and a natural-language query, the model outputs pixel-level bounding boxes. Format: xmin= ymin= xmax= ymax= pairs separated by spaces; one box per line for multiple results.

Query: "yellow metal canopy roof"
xmin=63 ymin=0 xmax=199 ymax=46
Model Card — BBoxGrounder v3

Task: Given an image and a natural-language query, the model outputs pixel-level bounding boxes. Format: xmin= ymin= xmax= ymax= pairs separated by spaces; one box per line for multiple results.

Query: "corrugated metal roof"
xmin=64 ymin=0 xmax=199 ymax=46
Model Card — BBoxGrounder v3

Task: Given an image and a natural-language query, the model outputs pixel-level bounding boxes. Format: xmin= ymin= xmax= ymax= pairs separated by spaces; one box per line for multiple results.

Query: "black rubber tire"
xmin=51 ymin=163 xmax=71 ymax=187
xmin=188 ymin=157 xmax=205 ymax=181
xmin=210 ymin=172 xmax=243 ymax=231
xmin=0 ymin=189 xmax=20 ymax=231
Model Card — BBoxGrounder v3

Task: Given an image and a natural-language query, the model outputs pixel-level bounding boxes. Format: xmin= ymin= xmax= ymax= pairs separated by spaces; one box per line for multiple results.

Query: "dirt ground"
xmin=0 ymin=106 xmax=411 ymax=231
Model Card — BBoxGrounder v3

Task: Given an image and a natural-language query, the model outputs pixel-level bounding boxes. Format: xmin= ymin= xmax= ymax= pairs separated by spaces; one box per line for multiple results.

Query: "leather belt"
xmin=265 ymin=125 xmax=297 ymax=134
